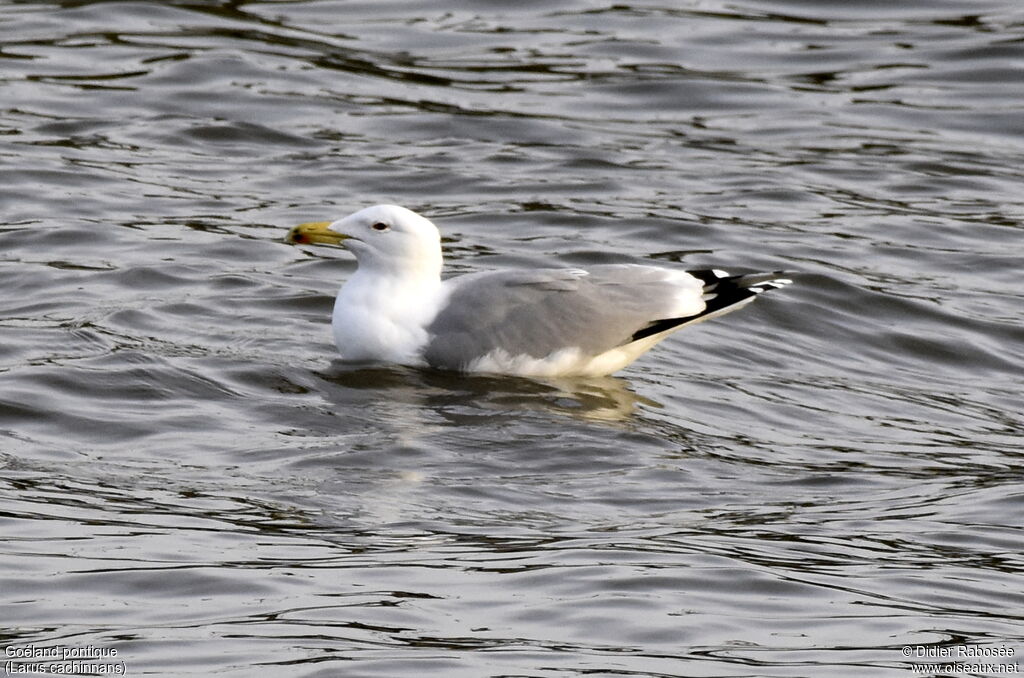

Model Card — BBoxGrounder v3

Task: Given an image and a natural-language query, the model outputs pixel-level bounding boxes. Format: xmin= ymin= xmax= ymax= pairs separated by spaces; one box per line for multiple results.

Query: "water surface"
xmin=2 ymin=1 xmax=1023 ymax=676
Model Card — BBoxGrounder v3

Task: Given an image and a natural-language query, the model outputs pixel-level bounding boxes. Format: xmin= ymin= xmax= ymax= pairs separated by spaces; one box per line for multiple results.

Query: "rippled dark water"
xmin=2 ymin=1 xmax=1023 ymax=676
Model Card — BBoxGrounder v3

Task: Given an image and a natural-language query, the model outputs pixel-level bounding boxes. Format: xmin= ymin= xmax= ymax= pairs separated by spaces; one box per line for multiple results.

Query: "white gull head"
xmin=327 ymin=204 xmax=443 ymax=280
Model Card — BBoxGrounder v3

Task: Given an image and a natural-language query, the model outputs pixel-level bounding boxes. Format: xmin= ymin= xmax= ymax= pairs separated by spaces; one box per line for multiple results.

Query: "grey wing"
xmin=422 ymin=265 xmax=704 ymax=371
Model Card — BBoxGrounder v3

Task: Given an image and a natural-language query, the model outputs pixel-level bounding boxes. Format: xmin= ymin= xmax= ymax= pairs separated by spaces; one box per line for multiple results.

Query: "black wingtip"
xmin=628 ymin=270 xmax=792 ymax=343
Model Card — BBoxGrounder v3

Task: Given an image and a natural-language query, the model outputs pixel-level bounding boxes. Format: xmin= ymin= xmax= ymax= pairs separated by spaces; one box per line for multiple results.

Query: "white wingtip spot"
xmin=750 ymin=278 xmax=792 ymax=293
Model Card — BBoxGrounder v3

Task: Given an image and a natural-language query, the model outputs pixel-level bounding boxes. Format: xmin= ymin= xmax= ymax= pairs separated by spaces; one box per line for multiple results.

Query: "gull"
xmin=287 ymin=205 xmax=790 ymax=377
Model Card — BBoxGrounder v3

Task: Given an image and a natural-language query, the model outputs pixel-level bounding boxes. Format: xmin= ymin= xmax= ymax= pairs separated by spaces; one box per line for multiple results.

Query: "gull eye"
xmin=371 ymin=222 xmax=390 ymax=232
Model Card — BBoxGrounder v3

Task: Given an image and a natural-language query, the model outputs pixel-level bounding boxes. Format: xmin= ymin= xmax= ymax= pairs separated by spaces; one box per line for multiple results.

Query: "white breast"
xmin=332 ymin=273 xmax=447 ymax=365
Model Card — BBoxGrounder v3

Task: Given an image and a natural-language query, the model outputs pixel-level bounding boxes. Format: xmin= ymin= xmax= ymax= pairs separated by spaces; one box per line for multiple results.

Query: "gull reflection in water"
xmin=318 ymin=362 xmax=659 ymax=425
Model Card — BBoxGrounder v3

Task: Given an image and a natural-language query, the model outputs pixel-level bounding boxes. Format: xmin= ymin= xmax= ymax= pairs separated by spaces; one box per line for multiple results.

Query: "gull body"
xmin=287 ymin=205 xmax=790 ymax=377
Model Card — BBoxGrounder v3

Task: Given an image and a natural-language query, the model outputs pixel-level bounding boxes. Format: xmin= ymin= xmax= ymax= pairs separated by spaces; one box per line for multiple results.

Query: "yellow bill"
xmin=285 ymin=221 xmax=350 ymax=246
